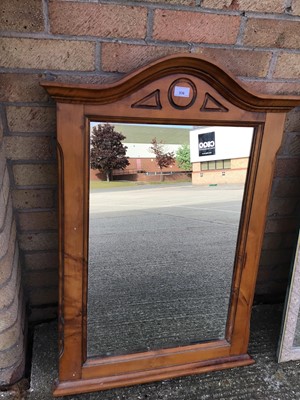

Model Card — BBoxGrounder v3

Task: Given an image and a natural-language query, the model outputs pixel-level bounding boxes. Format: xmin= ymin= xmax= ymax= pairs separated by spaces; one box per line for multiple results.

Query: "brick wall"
xmin=257 ymin=110 xmax=300 ymax=300
xmin=0 ymin=0 xmax=300 ymax=368
xmin=192 ymin=157 xmax=248 ymax=185
xmin=0 ymin=109 xmax=25 ymax=384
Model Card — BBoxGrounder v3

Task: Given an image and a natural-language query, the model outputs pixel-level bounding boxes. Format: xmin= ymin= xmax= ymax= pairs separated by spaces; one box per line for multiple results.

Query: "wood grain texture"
xmin=53 ymin=355 xmax=254 ymax=397
xmin=41 ymin=54 xmax=300 ymax=396
xmin=56 ymin=104 xmax=86 ymax=382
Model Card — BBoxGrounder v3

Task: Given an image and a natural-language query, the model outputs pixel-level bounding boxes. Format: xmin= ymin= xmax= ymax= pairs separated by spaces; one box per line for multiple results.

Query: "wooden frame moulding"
xmin=40 ymin=54 xmax=300 ymax=397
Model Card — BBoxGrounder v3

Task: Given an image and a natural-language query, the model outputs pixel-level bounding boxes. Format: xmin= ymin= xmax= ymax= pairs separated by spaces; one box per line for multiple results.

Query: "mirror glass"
xmin=87 ymin=123 xmax=254 ymax=358
xmin=278 ymin=231 xmax=300 ymax=361
xmin=292 ymin=233 xmax=300 ymax=349
xmin=293 ymin=313 xmax=300 ymax=347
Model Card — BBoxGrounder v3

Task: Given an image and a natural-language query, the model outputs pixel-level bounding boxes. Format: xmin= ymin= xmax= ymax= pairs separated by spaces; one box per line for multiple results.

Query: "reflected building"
xmin=89 ymin=123 xmax=253 ymax=185
xmin=90 ymin=123 xmax=192 ymax=182
xmin=190 ymin=126 xmax=253 ymax=185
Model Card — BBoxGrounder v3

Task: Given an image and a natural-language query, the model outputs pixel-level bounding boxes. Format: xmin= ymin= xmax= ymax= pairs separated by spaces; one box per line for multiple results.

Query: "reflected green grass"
xmin=90 ymin=179 xmax=191 ymax=190
xmin=90 ymin=181 xmax=138 ymax=190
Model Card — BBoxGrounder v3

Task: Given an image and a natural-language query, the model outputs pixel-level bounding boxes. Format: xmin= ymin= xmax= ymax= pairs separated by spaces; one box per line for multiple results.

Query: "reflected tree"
xmin=90 ymin=124 xmax=129 ymax=182
xmin=176 ymin=144 xmax=192 ymax=171
xmin=150 ymin=137 xmax=175 ymax=181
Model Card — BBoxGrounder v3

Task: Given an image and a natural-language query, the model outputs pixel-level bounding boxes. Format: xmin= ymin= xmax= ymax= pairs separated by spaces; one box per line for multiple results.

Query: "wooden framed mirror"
xmin=41 ymin=54 xmax=300 ymax=397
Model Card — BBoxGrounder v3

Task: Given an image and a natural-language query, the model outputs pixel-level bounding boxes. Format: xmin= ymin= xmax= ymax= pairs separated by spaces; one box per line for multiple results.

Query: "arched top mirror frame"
xmin=41 ymin=54 xmax=300 ymax=397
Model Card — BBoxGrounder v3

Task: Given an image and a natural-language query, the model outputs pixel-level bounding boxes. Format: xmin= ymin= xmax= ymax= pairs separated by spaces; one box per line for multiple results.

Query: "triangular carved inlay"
xmin=200 ymin=93 xmax=228 ymax=112
xmin=131 ymin=89 xmax=162 ymax=110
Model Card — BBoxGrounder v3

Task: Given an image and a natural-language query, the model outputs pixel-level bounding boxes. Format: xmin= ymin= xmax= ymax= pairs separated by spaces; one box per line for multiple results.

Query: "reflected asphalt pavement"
xmin=87 ymin=183 xmax=245 ymax=357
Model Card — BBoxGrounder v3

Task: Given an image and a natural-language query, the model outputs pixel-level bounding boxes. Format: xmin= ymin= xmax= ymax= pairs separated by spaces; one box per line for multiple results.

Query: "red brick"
xmin=6 ymin=106 xmax=56 ymax=133
xmin=12 ymin=189 xmax=54 ymax=209
xmin=284 ymin=232 xmax=299 ymax=248
xmin=24 ymin=251 xmax=58 ymax=271
xmin=133 ymin=0 xmax=195 ymax=3
xmin=274 ymin=53 xmax=300 ymax=79
xmin=243 ymin=81 xmax=300 ymax=96
xmin=102 ymin=43 xmax=187 ymax=73
xmin=29 ymin=306 xmax=57 ymax=322
xmin=0 ymin=0 xmax=44 ymax=33
xmin=0 ymin=74 xmax=49 ymax=103
xmin=278 ymin=131 xmax=291 ymax=156
xmin=285 ymin=108 xmax=300 ymax=132
xmin=272 ymin=178 xmax=300 ymax=197
xmin=287 ymin=133 xmax=300 ymax=156
xmin=12 ymin=164 xmax=57 ymax=186
xmin=262 ymin=234 xmax=282 ymax=250
xmin=267 ymin=198 xmax=298 ymax=217
xmin=19 ymin=232 xmax=58 ymax=251
xmin=0 ymin=38 xmax=95 ymax=71
xmin=5 ymin=136 xmax=54 ymax=160
xmin=265 ymin=217 xmax=298 ymax=233
xmin=292 ymin=0 xmax=300 ymax=16
xmin=260 ymin=249 xmax=293 ymax=266
xmin=275 ymin=158 xmax=300 ymax=177
xmin=194 ymin=48 xmax=271 ymax=77
xmin=153 ymin=10 xmax=240 ymax=44
xmin=28 ymin=286 xmax=58 ymax=306
xmin=255 ymin=280 xmax=288 ymax=296
xmin=48 ymin=73 xmax=122 ymax=85
xmin=201 ymin=0 xmax=285 ymax=13
xmin=25 ymin=270 xmax=58 ymax=290
xmin=18 ymin=211 xmax=57 ymax=231
xmin=244 ymin=19 xmax=300 ymax=49
xmin=49 ymin=2 xmax=147 ymax=39
xmin=280 ymin=132 xmax=300 ymax=156
xmin=257 ymin=263 xmax=291 ymax=281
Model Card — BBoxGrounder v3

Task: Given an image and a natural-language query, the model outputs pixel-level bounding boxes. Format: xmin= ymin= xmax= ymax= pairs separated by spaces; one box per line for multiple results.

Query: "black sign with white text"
xmin=198 ymin=132 xmax=216 ymax=156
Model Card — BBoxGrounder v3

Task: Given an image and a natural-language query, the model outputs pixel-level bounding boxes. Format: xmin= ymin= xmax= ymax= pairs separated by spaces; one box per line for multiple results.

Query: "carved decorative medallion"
xmin=168 ymin=78 xmax=197 ymax=110
xmin=131 ymin=79 xmax=229 ymax=113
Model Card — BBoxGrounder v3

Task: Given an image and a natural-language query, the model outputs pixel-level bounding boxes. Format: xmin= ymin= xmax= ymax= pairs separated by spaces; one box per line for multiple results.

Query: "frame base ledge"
xmin=53 ymin=354 xmax=254 ymax=397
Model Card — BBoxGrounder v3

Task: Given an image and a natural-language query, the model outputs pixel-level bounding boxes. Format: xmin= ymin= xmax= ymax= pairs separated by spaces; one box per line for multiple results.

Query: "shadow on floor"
xmin=24 ymin=304 xmax=300 ymax=400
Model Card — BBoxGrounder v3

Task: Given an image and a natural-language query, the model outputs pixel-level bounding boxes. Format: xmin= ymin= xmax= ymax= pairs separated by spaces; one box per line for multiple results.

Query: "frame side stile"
xmin=54 ymin=103 xmax=86 ymax=388
xmin=56 ymin=134 xmax=65 ymax=375
xmin=225 ymin=122 xmax=265 ymax=343
xmin=230 ymin=113 xmax=287 ymax=355
xmin=82 ymin=113 xmax=91 ymax=364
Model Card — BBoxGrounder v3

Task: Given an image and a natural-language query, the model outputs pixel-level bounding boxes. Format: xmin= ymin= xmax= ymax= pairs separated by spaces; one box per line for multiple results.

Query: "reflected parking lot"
xmin=87 ymin=184 xmax=244 ymax=357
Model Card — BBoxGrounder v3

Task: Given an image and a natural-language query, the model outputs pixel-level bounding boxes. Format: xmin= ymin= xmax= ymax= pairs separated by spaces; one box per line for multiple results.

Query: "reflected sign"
xmin=198 ymin=132 xmax=215 ymax=156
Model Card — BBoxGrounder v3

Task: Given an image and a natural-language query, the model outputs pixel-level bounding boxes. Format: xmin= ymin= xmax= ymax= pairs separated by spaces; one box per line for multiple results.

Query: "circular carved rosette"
xmin=168 ymin=78 xmax=197 ymax=110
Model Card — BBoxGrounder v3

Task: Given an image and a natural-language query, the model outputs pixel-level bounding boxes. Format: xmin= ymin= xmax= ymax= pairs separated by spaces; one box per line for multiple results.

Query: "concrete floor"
xmin=25 ymin=304 xmax=300 ymax=400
